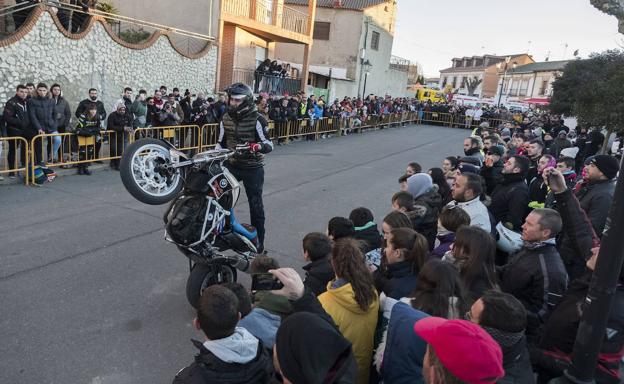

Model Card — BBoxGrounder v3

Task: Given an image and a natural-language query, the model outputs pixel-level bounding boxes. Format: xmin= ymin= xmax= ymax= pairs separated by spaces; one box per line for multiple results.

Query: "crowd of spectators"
xmin=169 ymin=110 xmax=623 ymax=383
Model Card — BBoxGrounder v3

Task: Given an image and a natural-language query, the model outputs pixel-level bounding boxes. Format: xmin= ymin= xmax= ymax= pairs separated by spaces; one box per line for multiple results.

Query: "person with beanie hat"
xmin=575 ymin=154 xmax=619 ymax=236
xmin=414 ymin=317 xmax=504 ymax=384
xmin=270 ymin=268 xmax=358 ymax=384
xmin=407 ymin=173 xmax=433 ymax=199
xmin=457 ymin=163 xmax=480 ymax=175
xmin=407 ymin=173 xmax=443 ymax=250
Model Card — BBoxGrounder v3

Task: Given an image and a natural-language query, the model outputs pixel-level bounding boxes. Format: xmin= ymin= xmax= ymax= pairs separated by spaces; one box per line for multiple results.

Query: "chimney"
xmin=333 ymin=0 xmax=342 ymax=7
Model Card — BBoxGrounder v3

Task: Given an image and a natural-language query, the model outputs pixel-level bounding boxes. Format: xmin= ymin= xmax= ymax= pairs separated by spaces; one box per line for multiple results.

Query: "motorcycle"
xmin=119 ymin=138 xmax=259 ymax=308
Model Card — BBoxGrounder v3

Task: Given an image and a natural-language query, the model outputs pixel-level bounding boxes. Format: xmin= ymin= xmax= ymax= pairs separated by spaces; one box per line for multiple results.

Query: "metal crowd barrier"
xmin=135 ymin=125 xmax=201 ymax=152
xmin=199 ymin=123 xmax=219 ymax=151
xmin=0 ymin=137 xmax=30 ymax=185
xmin=2 ymin=114 xmax=517 ymax=186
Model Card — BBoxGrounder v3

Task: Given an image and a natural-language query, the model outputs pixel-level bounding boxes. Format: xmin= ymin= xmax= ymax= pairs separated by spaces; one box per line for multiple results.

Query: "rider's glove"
xmin=249 ymin=142 xmax=262 ymax=153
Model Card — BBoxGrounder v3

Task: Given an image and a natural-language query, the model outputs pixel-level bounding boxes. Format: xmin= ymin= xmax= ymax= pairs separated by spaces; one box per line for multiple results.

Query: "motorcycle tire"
xmin=186 ymin=263 xmax=237 ymax=308
xmin=119 ymin=138 xmax=184 ymax=205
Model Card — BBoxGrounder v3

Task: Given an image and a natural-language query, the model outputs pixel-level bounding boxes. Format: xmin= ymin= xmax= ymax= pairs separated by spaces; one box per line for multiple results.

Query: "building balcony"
xmin=233 ymin=68 xmax=301 ymax=96
xmin=221 ymin=0 xmax=311 ymax=44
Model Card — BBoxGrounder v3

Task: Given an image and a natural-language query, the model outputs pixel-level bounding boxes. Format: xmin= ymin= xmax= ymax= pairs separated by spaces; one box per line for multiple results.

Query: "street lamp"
xmin=496 ymin=56 xmax=517 ymax=107
xmin=361 ymin=59 xmax=372 ymax=99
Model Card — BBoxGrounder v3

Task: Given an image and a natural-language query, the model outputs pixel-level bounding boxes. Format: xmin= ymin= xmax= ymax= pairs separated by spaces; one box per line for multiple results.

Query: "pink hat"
xmin=414 ymin=317 xmax=504 ymax=383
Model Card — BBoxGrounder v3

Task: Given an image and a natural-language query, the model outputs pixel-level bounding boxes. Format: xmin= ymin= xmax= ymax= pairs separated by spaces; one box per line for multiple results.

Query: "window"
xmin=539 ymin=80 xmax=549 ymax=96
xmin=452 ymin=76 xmax=457 ymax=88
xmin=460 ymin=77 xmax=466 ymax=88
xmin=313 ymin=22 xmax=330 ymax=40
xmin=442 ymin=77 xmax=447 ymax=87
xmin=519 ymin=79 xmax=529 ymax=96
xmin=371 ymin=31 xmax=380 ymax=50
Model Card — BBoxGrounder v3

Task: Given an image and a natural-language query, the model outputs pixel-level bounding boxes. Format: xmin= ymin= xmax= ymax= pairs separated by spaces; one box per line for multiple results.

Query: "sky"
xmin=392 ymin=0 xmax=623 ymax=77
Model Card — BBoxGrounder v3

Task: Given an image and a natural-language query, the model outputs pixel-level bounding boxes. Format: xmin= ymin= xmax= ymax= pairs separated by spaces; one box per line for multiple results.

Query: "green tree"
xmin=550 ymin=49 xmax=624 ymax=153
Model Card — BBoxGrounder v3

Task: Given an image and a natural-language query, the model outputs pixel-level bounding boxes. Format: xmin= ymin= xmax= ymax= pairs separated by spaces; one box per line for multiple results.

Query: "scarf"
xmin=482 ymin=326 xmax=525 ymax=349
xmin=523 ymin=237 xmax=556 ymax=250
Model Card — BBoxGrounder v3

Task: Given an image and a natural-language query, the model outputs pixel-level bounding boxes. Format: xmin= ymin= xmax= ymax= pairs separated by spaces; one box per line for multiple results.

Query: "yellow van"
xmin=415 ymin=88 xmax=446 ymax=103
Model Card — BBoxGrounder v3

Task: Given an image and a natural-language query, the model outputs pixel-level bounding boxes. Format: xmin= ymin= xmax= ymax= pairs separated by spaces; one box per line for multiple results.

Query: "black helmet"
xmin=225 ymin=83 xmax=255 ymax=120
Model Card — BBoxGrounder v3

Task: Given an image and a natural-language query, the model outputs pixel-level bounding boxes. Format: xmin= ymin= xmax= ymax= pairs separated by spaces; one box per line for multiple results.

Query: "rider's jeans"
xmin=229 ymin=166 xmax=266 ymax=248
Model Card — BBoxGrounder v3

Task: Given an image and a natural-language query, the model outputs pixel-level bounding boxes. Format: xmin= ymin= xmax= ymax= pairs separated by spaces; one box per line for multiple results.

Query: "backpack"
xmin=30 ymin=165 xmax=56 ymax=185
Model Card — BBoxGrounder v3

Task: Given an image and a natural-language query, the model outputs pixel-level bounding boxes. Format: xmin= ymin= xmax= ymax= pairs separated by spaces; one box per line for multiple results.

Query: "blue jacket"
xmin=374 ymin=260 xmax=418 ymax=300
xmin=381 ymin=302 xmax=428 ymax=383
xmin=238 ymin=308 xmax=281 ymax=349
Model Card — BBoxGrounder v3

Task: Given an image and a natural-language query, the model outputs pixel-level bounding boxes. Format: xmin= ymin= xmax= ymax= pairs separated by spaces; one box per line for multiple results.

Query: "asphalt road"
xmin=0 ymin=123 xmax=467 ymax=384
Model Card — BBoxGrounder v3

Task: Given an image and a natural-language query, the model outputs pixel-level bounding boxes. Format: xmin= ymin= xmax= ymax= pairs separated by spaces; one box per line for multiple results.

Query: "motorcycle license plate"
xmin=209 ymin=174 xmax=230 ymax=199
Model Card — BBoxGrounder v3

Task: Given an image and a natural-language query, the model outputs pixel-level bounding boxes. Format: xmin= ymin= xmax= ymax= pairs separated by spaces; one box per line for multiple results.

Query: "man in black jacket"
xmin=302 ymin=232 xmax=334 ymax=296
xmin=498 ymin=208 xmax=568 ymax=340
xmin=172 ymin=285 xmax=273 ymax=384
xmin=577 ymin=154 xmax=618 ymax=237
xmin=489 ymin=155 xmax=530 ymax=231
xmin=28 ymin=83 xmax=57 ymax=165
xmin=481 ymin=145 xmax=504 ymax=195
xmin=526 ymin=139 xmax=545 ymax=184
xmin=3 ymin=84 xmax=35 ymax=174
xmin=107 ymin=103 xmax=133 ymax=170
xmin=76 ymin=88 xmax=106 ymax=160
xmin=216 ymin=83 xmax=273 ymax=252
xmin=75 ymin=88 xmax=106 ymax=121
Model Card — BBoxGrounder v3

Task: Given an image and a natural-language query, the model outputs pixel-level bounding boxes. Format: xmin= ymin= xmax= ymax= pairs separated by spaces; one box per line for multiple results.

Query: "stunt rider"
xmin=216 ymin=83 xmax=273 ymax=253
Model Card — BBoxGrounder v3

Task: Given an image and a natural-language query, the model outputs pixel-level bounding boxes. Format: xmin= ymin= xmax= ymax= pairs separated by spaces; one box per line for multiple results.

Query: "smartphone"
xmin=251 ymin=273 xmax=283 ymax=291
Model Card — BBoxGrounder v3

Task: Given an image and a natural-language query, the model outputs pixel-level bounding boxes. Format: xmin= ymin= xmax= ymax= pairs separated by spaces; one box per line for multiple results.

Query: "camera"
xmin=251 ymin=273 xmax=283 ymax=291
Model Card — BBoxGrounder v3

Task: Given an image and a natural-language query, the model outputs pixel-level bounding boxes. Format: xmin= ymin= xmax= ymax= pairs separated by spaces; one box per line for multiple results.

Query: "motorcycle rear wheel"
xmin=186 ymin=263 xmax=237 ymax=308
xmin=119 ymin=138 xmax=183 ymax=205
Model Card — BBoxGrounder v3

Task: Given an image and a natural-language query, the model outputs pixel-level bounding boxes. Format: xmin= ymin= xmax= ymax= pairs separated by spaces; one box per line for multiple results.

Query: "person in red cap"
xmin=414 ymin=317 xmax=504 ymax=384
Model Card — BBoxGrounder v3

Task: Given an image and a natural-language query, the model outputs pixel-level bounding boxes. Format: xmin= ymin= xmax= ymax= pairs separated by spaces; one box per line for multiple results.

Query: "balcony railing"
xmin=233 ymin=68 xmax=301 ymax=96
xmin=222 ymin=0 xmax=309 ymax=36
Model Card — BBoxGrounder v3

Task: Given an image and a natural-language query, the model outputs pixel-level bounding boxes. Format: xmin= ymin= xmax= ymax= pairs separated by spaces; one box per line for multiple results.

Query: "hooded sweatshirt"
xmin=319 ymin=281 xmax=379 ymax=384
xmin=276 ymin=311 xmax=358 ymax=384
xmin=202 ymin=327 xmax=259 ymax=364
xmin=407 ymin=173 xmax=433 ymax=199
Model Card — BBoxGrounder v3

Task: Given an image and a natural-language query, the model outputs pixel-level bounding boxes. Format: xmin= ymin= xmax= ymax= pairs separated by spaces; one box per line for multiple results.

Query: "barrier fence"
xmin=0 ymin=113 xmax=513 ymax=185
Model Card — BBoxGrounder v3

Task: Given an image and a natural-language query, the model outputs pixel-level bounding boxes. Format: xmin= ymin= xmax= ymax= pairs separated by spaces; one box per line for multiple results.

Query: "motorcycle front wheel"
xmin=186 ymin=263 xmax=237 ymax=308
xmin=119 ymin=138 xmax=183 ymax=205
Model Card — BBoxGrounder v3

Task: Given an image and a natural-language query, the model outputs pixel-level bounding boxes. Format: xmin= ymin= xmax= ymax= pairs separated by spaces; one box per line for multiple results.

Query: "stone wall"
xmin=0 ymin=8 xmax=217 ymax=123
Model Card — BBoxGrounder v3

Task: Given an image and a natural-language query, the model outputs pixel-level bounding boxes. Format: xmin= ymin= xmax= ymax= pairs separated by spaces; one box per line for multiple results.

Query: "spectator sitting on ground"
xmin=463 ymin=136 xmax=485 ymax=165
xmin=374 ymin=228 xmax=428 ymax=300
xmin=349 ymin=207 xmax=382 ymax=254
xmin=398 ymin=174 xmax=409 ymax=191
xmin=406 ymin=259 xmax=470 ymax=319
xmin=319 ymin=238 xmax=379 ymax=384
xmin=442 ymin=156 xmax=459 ymax=186
xmin=481 ymin=145 xmax=505 ymax=195
xmin=466 ymin=290 xmax=534 ymax=383
xmin=414 ymin=317 xmax=504 ymax=384
xmin=430 ymin=205 xmax=470 ymax=260
xmin=269 ymin=268 xmax=359 ymax=383
xmin=250 ymin=256 xmax=293 ymax=319
xmin=301 ymin=232 xmax=334 ymax=296
xmin=406 ymin=162 xmax=422 ymax=176
xmin=489 ymin=155 xmax=530 ymax=231
xmin=428 ymin=168 xmax=452 ymax=205
xmin=498 ymin=208 xmax=568 ymax=340
xmin=327 ymin=216 xmax=355 ymax=241
xmin=223 ymin=282 xmax=281 ymax=350
xmin=172 ymin=285 xmax=273 ymax=384
xmin=449 ymin=172 xmax=492 ymax=233
xmin=406 ymin=173 xmax=443 ymax=251
xmin=448 ymin=226 xmax=499 ymax=301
